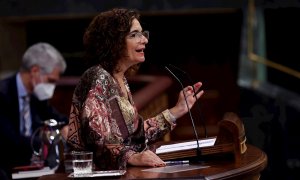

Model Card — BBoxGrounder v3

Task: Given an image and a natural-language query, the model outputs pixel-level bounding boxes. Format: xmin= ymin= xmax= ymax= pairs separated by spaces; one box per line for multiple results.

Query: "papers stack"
xmin=12 ymin=166 xmax=56 ymax=179
xmin=156 ymin=138 xmax=216 ymax=154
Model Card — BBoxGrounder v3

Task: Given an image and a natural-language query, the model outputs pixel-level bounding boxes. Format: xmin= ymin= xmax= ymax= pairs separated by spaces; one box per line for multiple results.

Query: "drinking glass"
xmin=72 ymin=151 xmax=93 ymax=177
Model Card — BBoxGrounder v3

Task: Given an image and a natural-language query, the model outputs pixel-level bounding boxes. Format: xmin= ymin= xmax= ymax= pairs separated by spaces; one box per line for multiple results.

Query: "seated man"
xmin=0 ymin=42 xmax=68 ymax=179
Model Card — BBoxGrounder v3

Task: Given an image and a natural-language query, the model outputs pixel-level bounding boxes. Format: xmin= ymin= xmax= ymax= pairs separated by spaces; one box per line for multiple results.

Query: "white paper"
xmin=68 ymin=170 xmax=126 ymax=178
xmin=155 ymin=137 xmax=216 ymax=154
xmin=12 ymin=166 xmax=56 ymax=179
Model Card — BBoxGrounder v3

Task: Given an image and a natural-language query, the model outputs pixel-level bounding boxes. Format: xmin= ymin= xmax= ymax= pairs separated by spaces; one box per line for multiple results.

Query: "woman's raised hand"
xmin=169 ymin=81 xmax=204 ymax=119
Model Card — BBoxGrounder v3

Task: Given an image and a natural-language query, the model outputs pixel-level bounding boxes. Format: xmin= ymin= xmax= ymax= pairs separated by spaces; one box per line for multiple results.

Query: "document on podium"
xmin=155 ymin=137 xmax=216 ymax=154
xmin=12 ymin=166 xmax=56 ymax=179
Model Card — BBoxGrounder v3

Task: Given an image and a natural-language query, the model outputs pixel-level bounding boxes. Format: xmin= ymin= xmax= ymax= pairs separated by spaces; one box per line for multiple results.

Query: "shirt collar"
xmin=16 ymin=72 xmax=29 ymax=98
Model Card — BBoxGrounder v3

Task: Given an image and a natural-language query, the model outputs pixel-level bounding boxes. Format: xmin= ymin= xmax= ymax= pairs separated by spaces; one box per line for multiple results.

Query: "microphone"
xmin=165 ymin=66 xmax=202 ymax=158
xmin=167 ymin=64 xmax=207 ymax=138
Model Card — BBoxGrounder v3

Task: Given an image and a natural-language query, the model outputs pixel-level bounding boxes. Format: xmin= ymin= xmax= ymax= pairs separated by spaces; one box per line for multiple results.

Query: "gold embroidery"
xmin=117 ymin=96 xmax=135 ymax=134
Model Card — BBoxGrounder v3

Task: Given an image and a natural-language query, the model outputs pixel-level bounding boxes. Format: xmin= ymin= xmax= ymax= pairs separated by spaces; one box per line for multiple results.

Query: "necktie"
xmin=21 ymin=95 xmax=31 ymax=137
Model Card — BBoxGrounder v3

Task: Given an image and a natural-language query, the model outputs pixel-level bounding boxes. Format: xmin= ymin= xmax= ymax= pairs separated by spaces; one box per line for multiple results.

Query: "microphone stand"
xmin=167 ymin=64 xmax=207 ymax=138
xmin=165 ymin=66 xmax=202 ymax=159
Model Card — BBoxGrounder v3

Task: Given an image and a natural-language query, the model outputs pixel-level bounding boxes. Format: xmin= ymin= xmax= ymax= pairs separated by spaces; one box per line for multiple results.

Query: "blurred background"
xmin=1 ymin=0 xmax=300 ymax=179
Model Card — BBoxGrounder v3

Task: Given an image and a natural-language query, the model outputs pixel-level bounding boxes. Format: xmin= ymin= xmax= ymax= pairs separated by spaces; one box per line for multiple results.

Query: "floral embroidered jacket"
xmin=67 ymin=65 xmax=176 ymax=170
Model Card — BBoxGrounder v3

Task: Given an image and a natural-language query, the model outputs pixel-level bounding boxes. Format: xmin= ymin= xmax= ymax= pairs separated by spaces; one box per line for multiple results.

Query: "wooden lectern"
xmin=156 ymin=112 xmax=247 ymax=163
xmin=43 ymin=112 xmax=267 ymax=180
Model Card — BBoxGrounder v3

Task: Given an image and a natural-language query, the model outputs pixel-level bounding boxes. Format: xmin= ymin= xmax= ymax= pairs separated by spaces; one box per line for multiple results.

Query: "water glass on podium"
xmin=72 ymin=151 xmax=93 ymax=177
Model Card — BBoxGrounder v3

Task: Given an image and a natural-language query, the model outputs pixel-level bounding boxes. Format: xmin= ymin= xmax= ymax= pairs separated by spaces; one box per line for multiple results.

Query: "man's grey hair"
xmin=21 ymin=42 xmax=67 ymax=74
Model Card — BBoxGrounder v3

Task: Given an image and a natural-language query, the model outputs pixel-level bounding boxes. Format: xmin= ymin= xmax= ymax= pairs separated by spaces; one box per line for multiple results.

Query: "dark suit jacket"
xmin=0 ymin=74 xmax=68 ymax=175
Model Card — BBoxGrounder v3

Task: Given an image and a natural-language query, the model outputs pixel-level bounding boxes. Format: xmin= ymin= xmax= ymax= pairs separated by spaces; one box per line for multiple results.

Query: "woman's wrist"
xmin=127 ymin=151 xmax=140 ymax=166
xmin=169 ymin=106 xmax=185 ymax=120
xmin=168 ymin=110 xmax=176 ymax=122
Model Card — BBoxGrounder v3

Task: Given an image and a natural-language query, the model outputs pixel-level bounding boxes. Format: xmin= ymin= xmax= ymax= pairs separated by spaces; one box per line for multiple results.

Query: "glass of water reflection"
xmin=72 ymin=151 xmax=93 ymax=177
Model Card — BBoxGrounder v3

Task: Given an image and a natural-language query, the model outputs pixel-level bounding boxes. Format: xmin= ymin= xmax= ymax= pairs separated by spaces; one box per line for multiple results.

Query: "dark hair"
xmin=83 ymin=8 xmax=140 ymax=73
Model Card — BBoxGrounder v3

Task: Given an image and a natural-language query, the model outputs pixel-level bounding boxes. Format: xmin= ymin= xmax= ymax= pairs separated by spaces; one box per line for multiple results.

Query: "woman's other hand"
xmin=128 ymin=150 xmax=166 ymax=167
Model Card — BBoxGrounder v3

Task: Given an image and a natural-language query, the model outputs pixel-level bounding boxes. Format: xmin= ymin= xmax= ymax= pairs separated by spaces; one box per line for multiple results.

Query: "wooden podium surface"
xmin=38 ymin=144 xmax=267 ymax=180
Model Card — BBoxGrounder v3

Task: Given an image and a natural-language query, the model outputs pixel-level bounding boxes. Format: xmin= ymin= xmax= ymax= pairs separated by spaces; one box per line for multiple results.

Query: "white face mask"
xmin=33 ymin=83 xmax=56 ymax=101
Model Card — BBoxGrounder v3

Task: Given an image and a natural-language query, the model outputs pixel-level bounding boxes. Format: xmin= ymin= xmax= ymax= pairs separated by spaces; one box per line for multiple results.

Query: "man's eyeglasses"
xmin=127 ymin=31 xmax=149 ymax=42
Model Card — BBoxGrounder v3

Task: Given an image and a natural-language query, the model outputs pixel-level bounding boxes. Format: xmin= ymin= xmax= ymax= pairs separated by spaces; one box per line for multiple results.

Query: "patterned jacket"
xmin=67 ymin=65 xmax=176 ymax=170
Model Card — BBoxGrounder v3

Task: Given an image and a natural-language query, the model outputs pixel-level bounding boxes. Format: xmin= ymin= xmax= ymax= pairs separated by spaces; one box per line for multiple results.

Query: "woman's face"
xmin=124 ymin=18 xmax=149 ymax=66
